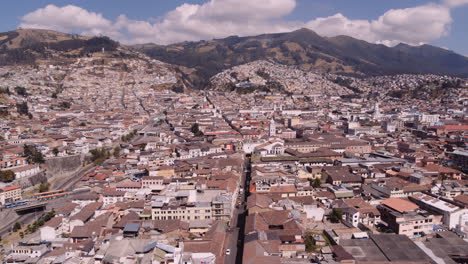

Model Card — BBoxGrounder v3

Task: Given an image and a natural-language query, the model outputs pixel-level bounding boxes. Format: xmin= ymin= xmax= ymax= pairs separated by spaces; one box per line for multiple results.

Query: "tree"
xmin=52 ymin=147 xmax=59 ymax=156
xmin=16 ymin=102 xmax=29 ymax=116
xmin=190 ymin=123 xmax=204 ymax=137
xmin=44 ymin=210 xmax=55 ymax=222
xmin=312 ymin=178 xmax=321 ymax=188
xmin=23 ymin=144 xmax=45 ymax=164
xmin=14 ymin=86 xmax=28 ymax=97
xmin=19 ymin=231 xmax=24 ymax=239
xmin=58 ymin=101 xmax=71 ymax=109
xmin=13 ymin=222 xmax=21 ymax=232
xmin=329 ymin=208 xmax=343 ymax=223
xmin=39 ymin=182 xmax=50 ymax=193
xmin=113 ymin=146 xmax=121 ymax=158
xmin=304 ymin=233 xmax=317 ymax=252
xmin=90 ymin=148 xmax=110 ymax=164
xmin=0 ymin=170 xmax=15 ymax=182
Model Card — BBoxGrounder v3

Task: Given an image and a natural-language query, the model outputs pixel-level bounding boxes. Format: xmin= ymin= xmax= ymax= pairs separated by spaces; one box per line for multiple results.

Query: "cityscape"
xmin=0 ymin=1 xmax=468 ymax=264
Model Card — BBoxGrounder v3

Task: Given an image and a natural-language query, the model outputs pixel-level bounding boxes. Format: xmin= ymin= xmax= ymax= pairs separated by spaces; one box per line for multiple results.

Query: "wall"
xmin=44 ymin=155 xmax=83 ymax=177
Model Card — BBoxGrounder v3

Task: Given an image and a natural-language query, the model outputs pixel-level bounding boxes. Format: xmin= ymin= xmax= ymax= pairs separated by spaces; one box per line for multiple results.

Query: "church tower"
xmin=374 ymin=101 xmax=381 ymax=119
xmin=269 ymin=118 xmax=276 ymax=137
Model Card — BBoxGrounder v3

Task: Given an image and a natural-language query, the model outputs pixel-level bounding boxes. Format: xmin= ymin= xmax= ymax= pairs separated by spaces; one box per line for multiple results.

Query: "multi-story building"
xmin=151 ymin=190 xmax=233 ymax=222
xmin=378 ymin=197 xmax=437 ymax=238
xmin=0 ymin=185 xmax=22 ymax=205
xmin=409 ymin=193 xmax=468 ymax=233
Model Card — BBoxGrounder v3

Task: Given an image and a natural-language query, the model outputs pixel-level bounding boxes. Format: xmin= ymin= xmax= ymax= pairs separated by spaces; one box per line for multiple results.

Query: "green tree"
xmin=23 ymin=144 xmax=45 ymax=164
xmin=52 ymin=147 xmax=59 ymax=156
xmin=329 ymin=208 xmax=344 ymax=223
xmin=19 ymin=231 xmax=24 ymax=239
xmin=13 ymin=222 xmax=21 ymax=232
xmin=304 ymin=233 xmax=317 ymax=252
xmin=38 ymin=182 xmax=50 ymax=193
xmin=113 ymin=146 xmax=121 ymax=158
xmin=0 ymin=170 xmax=15 ymax=182
xmin=90 ymin=148 xmax=110 ymax=164
xmin=312 ymin=178 xmax=321 ymax=188
xmin=190 ymin=123 xmax=204 ymax=137
xmin=58 ymin=101 xmax=71 ymax=109
xmin=14 ymin=86 xmax=28 ymax=97
xmin=16 ymin=102 xmax=29 ymax=116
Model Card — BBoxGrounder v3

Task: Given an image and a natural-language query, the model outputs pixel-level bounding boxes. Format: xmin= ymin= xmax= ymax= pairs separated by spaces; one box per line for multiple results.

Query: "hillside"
xmin=138 ymin=28 xmax=468 ymax=87
xmin=0 ymin=29 xmax=129 ymax=66
xmin=209 ymin=60 xmax=352 ymax=96
xmin=1 ymin=28 xmax=467 ymax=93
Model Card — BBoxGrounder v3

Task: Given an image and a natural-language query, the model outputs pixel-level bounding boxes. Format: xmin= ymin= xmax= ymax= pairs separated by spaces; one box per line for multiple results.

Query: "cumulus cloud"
xmin=444 ymin=0 xmax=468 ymax=7
xmin=21 ymin=5 xmax=114 ymax=35
xmin=18 ymin=0 xmax=468 ymax=47
xmin=305 ymin=4 xmax=452 ymax=46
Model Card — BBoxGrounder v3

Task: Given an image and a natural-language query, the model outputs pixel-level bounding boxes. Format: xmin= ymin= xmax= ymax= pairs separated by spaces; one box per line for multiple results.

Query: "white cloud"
xmin=444 ymin=0 xmax=468 ymax=7
xmin=305 ymin=4 xmax=453 ymax=46
xmin=17 ymin=0 xmax=468 ymax=47
xmin=20 ymin=5 xmax=114 ymax=34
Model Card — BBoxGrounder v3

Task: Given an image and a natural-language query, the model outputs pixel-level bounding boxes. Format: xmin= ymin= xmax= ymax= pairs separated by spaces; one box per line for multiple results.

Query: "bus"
xmin=36 ymin=192 xmax=69 ymax=201
xmin=4 ymin=201 xmax=28 ymax=209
xmin=33 ymin=190 xmax=68 ymax=200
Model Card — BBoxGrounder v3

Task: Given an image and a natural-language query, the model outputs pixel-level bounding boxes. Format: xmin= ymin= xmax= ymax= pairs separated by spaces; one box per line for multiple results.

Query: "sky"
xmin=1 ymin=0 xmax=467 ymax=55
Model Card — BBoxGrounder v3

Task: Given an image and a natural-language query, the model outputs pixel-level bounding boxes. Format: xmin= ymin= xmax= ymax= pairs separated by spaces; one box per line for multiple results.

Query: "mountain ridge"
xmin=1 ymin=28 xmax=467 ymax=90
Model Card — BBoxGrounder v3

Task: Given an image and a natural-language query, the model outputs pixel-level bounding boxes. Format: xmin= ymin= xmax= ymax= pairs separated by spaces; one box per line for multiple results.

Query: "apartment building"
xmin=378 ymin=197 xmax=437 ymax=238
xmin=409 ymin=193 xmax=468 ymax=232
xmin=0 ymin=185 xmax=22 ymax=205
xmin=151 ymin=190 xmax=233 ymax=222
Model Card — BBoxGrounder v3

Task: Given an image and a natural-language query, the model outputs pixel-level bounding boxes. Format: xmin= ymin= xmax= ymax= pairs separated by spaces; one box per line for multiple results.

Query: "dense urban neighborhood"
xmin=0 ymin=30 xmax=467 ymax=264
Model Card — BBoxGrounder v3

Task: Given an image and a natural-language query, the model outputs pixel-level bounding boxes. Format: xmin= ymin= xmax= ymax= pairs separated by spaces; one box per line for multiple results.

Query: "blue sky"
xmin=2 ymin=0 xmax=467 ymax=55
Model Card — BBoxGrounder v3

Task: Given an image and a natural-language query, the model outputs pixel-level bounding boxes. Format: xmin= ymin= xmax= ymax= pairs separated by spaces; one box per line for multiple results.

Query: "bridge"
xmin=14 ymin=202 xmax=48 ymax=215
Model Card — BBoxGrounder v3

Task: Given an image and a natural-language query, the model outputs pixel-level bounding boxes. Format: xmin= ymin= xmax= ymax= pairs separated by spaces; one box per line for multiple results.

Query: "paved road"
xmin=52 ymin=163 xmax=96 ymax=191
xmin=0 ymin=210 xmax=40 ymax=238
xmin=0 ymin=164 xmax=95 ymax=239
xmin=224 ymin=155 xmax=251 ymax=264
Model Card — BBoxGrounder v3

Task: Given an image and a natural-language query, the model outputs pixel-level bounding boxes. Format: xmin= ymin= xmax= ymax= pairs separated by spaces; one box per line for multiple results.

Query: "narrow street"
xmin=224 ymin=154 xmax=251 ymax=264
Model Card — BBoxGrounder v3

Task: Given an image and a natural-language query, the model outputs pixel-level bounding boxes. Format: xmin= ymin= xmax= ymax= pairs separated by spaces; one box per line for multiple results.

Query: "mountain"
xmin=0 ymin=29 xmax=130 ymax=66
xmin=1 ymin=28 xmax=467 ymax=91
xmin=209 ymin=60 xmax=353 ymax=96
xmin=0 ymin=29 xmax=186 ymax=96
xmin=137 ymin=28 xmax=468 ymax=87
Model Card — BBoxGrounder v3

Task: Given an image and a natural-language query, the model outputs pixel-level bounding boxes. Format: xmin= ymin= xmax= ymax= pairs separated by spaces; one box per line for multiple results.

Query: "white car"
xmin=225 ymin=249 xmax=231 ymax=255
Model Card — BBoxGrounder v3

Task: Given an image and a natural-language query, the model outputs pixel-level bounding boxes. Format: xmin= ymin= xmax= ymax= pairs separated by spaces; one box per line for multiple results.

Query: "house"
xmin=370 ymin=177 xmax=430 ymax=198
xmin=141 ymin=176 xmax=165 ymax=191
xmin=8 ymin=244 xmax=48 ymax=259
xmin=409 ymin=193 xmax=468 ymax=233
xmin=322 ymin=167 xmax=362 ymax=186
xmin=10 ymin=164 xmax=41 ymax=179
xmin=102 ymin=188 xmax=125 ymax=207
xmin=253 ymin=139 xmax=285 ymax=157
xmin=378 ymin=197 xmax=438 ymax=238
xmin=70 ymin=192 xmax=100 ymax=207
xmin=0 ymin=185 xmax=22 ymax=205
xmin=40 ymin=216 xmax=64 ymax=242
xmin=333 ymin=198 xmax=381 ymax=227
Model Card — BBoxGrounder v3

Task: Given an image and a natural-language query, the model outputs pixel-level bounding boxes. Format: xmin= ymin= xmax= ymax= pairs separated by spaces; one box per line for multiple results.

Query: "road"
xmin=0 ymin=164 xmax=96 ymax=239
xmin=224 ymin=154 xmax=251 ymax=264
xmin=52 ymin=163 xmax=96 ymax=191
xmin=0 ymin=208 xmax=41 ymax=238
